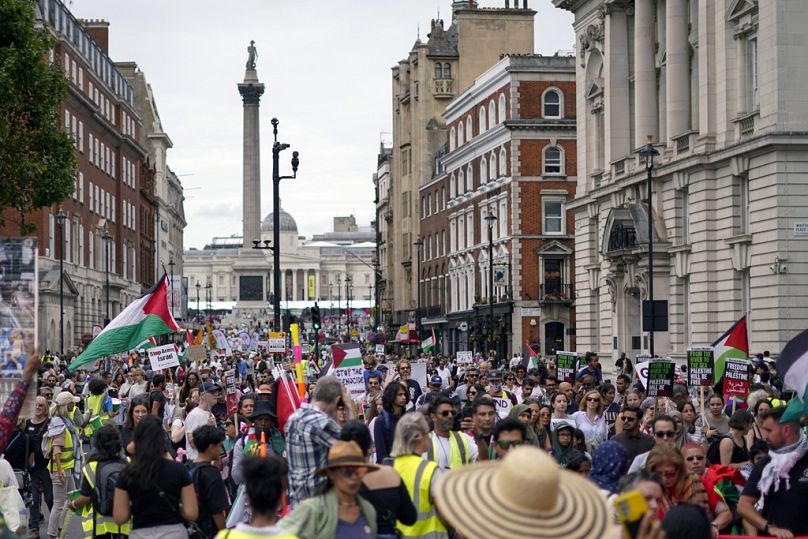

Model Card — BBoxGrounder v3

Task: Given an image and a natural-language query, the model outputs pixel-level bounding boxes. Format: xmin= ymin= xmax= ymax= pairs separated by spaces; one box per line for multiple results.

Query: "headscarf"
xmin=669 ymin=410 xmax=690 ymax=450
xmin=551 ymin=424 xmax=576 ymax=467
xmin=587 ymin=441 xmax=628 ymax=494
xmin=509 ymin=404 xmax=540 ymax=446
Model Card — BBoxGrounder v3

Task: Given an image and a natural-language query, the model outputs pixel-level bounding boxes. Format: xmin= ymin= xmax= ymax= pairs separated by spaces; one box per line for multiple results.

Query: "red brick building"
xmin=436 ymin=54 xmax=577 ymax=358
xmin=0 ymin=2 xmax=155 ymax=353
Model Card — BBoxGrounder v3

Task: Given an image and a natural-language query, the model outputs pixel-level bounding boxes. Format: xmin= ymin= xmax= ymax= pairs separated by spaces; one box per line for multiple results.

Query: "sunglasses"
xmin=654 ymin=431 xmax=676 ymax=439
xmin=658 ymin=469 xmax=679 ymax=478
xmin=620 ymin=416 xmax=637 ymax=422
xmin=496 ymin=440 xmax=523 ymax=450
xmin=539 ymin=412 xmax=550 ymax=417
xmin=468 ymin=391 xmax=478 ymax=397
xmin=438 ymin=410 xmax=457 ymax=417
xmin=685 ymin=455 xmax=705 ymax=462
xmin=586 ymin=397 xmax=601 ymax=402
xmin=336 ymin=466 xmax=368 ymax=478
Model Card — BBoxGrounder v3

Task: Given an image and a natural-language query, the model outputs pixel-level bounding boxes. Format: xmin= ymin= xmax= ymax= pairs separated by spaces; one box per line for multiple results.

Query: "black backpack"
xmin=92 ymin=459 xmax=126 ymax=516
xmin=706 ymin=434 xmax=731 ymax=465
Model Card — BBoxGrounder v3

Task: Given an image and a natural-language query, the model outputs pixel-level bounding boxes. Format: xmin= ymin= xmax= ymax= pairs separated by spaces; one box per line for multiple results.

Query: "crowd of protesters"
xmin=0 ymin=340 xmax=805 ymax=539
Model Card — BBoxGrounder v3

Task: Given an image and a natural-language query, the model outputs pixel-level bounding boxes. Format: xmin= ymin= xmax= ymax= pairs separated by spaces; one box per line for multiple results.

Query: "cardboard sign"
xmin=375 ymin=344 xmax=385 ymax=356
xmin=457 ymin=351 xmax=473 ymax=365
xmin=556 ymin=351 xmax=578 ymax=382
xmin=224 ymin=369 xmax=237 ymax=415
xmin=687 ymin=347 xmax=714 ymax=387
xmin=333 ymin=364 xmax=366 ymax=400
xmin=188 ymin=344 xmax=207 ymax=362
xmin=268 ymin=332 xmax=286 ymax=354
xmin=646 ymin=360 xmax=675 ymax=397
xmin=723 ymin=358 xmax=750 ymax=397
xmin=493 ymin=396 xmax=512 ymax=419
xmin=148 ymin=344 xmax=180 ymax=371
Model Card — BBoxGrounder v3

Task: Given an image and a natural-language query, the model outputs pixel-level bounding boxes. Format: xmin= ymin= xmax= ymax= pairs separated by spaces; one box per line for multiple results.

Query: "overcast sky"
xmin=70 ymin=0 xmax=574 ymax=249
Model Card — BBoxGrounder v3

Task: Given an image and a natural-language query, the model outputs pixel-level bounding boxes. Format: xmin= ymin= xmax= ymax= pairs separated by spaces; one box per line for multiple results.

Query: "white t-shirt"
xmin=428 ymin=431 xmax=478 ymax=471
xmin=184 ymin=406 xmax=213 ymax=460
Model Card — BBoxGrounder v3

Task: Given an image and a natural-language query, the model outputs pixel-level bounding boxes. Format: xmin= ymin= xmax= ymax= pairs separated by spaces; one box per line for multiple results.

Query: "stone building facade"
xmin=438 ymin=54 xmax=577 ymax=357
xmin=554 ymin=0 xmax=808 ymax=358
xmin=386 ymin=1 xmax=536 ymax=333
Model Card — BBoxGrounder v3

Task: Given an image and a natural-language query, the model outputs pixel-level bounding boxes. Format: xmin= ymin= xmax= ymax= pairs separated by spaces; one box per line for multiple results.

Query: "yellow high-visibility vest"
xmin=394 ymin=454 xmax=448 ymax=539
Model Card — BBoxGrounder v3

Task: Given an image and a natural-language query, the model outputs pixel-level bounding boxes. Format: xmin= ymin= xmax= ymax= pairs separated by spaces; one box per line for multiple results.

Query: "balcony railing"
xmin=539 ymin=283 xmax=574 ymax=305
xmin=434 ymin=78 xmax=455 ymax=98
xmin=422 ymin=305 xmax=445 ymax=319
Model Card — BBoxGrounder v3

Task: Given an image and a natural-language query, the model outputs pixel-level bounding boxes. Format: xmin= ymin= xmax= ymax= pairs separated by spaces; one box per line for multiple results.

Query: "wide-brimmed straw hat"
xmin=314 ymin=441 xmax=379 ymax=476
xmin=434 ymin=446 xmax=610 ymax=539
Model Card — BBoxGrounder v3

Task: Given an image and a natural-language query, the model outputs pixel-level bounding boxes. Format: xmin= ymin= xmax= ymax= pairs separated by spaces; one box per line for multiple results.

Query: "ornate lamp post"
xmin=101 ymin=228 xmax=112 ymax=325
xmin=639 ymin=136 xmax=660 ymax=356
xmin=55 ymin=208 xmax=67 ymax=355
xmin=484 ymin=213 xmax=497 ymax=357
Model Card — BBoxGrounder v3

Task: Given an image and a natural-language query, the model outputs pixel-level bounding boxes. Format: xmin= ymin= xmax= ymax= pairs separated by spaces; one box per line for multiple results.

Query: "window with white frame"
xmin=466 ymin=116 xmax=473 ymax=140
xmin=466 ymin=164 xmax=473 ymax=192
xmin=466 ymin=212 xmax=474 ymax=247
xmin=543 ymin=146 xmax=562 ymax=175
xmin=450 ymin=219 xmax=457 ymax=252
xmin=88 ymin=229 xmax=94 ymax=269
xmin=543 ymin=198 xmax=564 ymax=235
xmin=450 ymin=127 xmax=456 ymax=151
xmin=78 ymin=173 xmax=84 ymax=203
xmin=458 ymin=170 xmax=465 ymax=196
xmin=489 ymin=100 xmax=496 ymax=126
xmin=478 ymin=106 xmax=487 ymax=134
xmin=499 ymin=148 xmax=507 ymax=176
xmin=499 ymin=199 xmax=507 ymax=238
xmin=458 ymin=217 xmax=465 ymax=250
xmin=450 ymin=174 xmax=456 ymax=198
xmin=458 ymin=122 xmax=465 ymax=146
xmin=480 ymin=158 xmax=488 ymax=184
xmin=543 ymin=89 xmax=561 ymax=118
xmin=489 ymin=153 xmax=497 ymax=179
xmin=78 ymin=121 xmax=84 ymax=153
xmin=498 ymin=94 xmax=506 ymax=122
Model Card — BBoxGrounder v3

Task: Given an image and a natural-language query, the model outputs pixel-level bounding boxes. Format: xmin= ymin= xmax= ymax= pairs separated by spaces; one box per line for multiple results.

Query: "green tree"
xmin=0 ymin=0 xmax=76 ymax=234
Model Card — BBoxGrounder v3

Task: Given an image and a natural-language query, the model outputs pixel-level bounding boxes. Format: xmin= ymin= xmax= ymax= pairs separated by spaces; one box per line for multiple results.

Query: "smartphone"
xmin=614 ymin=489 xmax=648 ymax=539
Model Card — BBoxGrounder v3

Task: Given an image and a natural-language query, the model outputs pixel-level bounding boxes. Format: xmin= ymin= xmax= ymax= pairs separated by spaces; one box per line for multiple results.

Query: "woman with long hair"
xmin=178 ymin=372 xmax=200 ymax=406
xmin=523 ymin=398 xmax=551 ymax=450
xmin=669 ymin=410 xmax=691 ymax=450
xmin=572 ymin=389 xmax=608 ymax=451
xmin=113 ymin=415 xmax=197 ymax=538
xmin=26 ymin=395 xmax=53 ymax=537
xmin=465 ymin=383 xmax=485 ymax=405
xmin=645 ymin=444 xmax=708 ymax=519
xmin=549 ymin=391 xmax=572 ymax=431
xmin=373 ymin=382 xmax=408 ymax=463
xmin=717 ymin=409 xmax=752 ymax=468
xmin=72 ymin=425 xmax=131 ymax=537
xmin=119 ymin=395 xmax=149 ymax=457
xmin=47 ymin=391 xmax=81 ymax=539
xmin=678 ymin=401 xmax=704 ymax=444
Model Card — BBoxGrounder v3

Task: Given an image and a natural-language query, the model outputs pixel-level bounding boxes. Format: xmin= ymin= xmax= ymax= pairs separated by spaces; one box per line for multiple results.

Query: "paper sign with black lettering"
xmin=375 ymin=344 xmax=385 ymax=356
xmin=147 ymin=344 xmax=180 ymax=371
xmin=646 ymin=360 xmax=675 ymax=398
xmin=556 ymin=351 xmax=578 ymax=382
xmin=493 ymin=396 xmax=512 ymax=419
xmin=687 ymin=347 xmax=714 ymax=387
xmin=457 ymin=351 xmax=473 ymax=365
xmin=722 ymin=358 xmax=750 ymax=397
xmin=225 ymin=369 xmax=237 ymax=415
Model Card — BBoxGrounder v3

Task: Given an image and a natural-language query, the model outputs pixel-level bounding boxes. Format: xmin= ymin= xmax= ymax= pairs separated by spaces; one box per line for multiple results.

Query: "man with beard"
xmin=427 ymin=395 xmax=476 ymax=471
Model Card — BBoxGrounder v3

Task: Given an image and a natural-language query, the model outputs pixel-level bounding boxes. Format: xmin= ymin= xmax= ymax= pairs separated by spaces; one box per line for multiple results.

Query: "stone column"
xmin=634 ymin=0 xmax=658 ymax=143
xmin=238 ymin=68 xmax=265 ymax=248
xmin=666 ymin=0 xmax=690 ymax=141
xmin=605 ymin=9 xmax=630 ymax=159
xmin=292 ymin=270 xmax=298 ymax=301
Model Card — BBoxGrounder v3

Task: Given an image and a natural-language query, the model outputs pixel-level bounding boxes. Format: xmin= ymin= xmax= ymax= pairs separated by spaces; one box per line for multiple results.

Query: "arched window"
xmin=489 ymin=100 xmax=497 ymax=126
xmin=450 ymin=173 xmax=456 ymax=198
xmin=498 ymin=94 xmax=507 ymax=122
xmin=434 ymin=62 xmax=443 ymax=79
xmin=480 ymin=157 xmax=488 ymax=183
xmin=466 ymin=116 xmax=473 ymax=140
xmin=466 ymin=164 xmax=474 ymax=192
xmin=444 ymin=63 xmax=451 ymax=79
xmin=478 ymin=106 xmax=487 ymax=134
xmin=458 ymin=122 xmax=464 ymax=146
xmin=543 ymin=89 xmax=561 ymax=118
xmin=458 ymin=169 xmax=465 ymax=195
xmin=449 ymin=127 xmax=456 ymax=151
xmin=489 ymin=153 xmax=497 ymax=179
xmin=499 ymin=148 xmax=507 ymax=176
xmin=543 ymin=145 xmax=563 ymax=175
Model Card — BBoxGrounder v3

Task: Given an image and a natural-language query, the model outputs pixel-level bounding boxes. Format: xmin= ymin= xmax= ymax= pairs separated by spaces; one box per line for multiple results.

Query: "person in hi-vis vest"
xmin=426 ymin=395 xmax=477 ymax=470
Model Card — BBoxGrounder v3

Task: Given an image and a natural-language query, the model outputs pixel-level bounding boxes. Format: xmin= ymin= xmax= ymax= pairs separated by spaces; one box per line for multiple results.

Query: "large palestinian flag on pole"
xmin=776 ymin=328 xmax=808 ymax=423
xmin=69 ymin=275 xmax=178 ymax=372
xmin=711 ymin=315 xmax=749 ymax=381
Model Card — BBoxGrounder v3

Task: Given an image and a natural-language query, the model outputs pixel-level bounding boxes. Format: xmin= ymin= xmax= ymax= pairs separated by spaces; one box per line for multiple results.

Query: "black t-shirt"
xmin=189 ymin=462 xmax=228 ymax=537
xmin=4 ymin=429 xmax=32 ymax=471
xmin=150 ymin=390 xmax=166 ymax=419
xmin=405 ymin=379 xmax=422 ymax=408
xmin=211 ymin=402 xmax=227 ymax=424
xmin=24 ymin=419 xmax=49 ymax=469
xmin=742 ymin=451 xmax=808 ymax=534
xmin=359 ymin=481 xmax=417 ymax=534
xmin=116 ymin=459 xmax=192 ymax=529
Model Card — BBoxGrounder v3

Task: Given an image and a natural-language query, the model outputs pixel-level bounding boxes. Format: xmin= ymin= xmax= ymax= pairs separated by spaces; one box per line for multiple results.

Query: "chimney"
xmin=79 ymin=19 xmax=110 ymax=55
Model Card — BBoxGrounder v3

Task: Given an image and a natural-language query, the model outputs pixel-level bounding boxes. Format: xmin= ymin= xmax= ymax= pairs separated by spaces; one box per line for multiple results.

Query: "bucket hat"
xmin=434 ymin=446 xmax=610 ymax=539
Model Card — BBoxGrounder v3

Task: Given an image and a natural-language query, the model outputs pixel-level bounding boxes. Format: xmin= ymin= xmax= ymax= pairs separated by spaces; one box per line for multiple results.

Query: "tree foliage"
xmin=0 ymin=0 xmax=76 ymax=233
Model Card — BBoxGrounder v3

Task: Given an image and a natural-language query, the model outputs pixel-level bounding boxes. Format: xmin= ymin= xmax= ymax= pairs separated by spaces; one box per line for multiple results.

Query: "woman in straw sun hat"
xmin=433 ymin=445 xmax=666 ymax=539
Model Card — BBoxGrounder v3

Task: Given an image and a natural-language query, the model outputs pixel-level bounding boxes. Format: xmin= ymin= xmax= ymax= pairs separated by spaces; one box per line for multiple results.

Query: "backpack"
xmin=706 ymin=434 xmax=731 ymax=465
xmin=40 ymin=420 xmax=53 ymax=459
xmin=92 ymin=459 xmax=126 ymax=516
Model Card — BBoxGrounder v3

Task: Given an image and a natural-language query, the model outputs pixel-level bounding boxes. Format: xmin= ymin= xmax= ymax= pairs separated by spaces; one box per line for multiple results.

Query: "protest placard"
xmin=722 ymin=358 xmax=750 ymax=397
xmin=556 ymin=351 xmax=578 ymax=382
xmin=687 ymin=347 xmax=714 ymax=387
xmin=457 ymin=351 xmax=473 ymax=365
xmin=493 ymin=396 xmax=512 ymax=419
xmin=0 ymin=237 xmax=38 ymax=417
xmin=331 ymin=343 xmax=365 ymax=400
xmin=188 ymin=344 xmax=207 ymax=362
xmin=646 ymin=359 xmax=675 ymax=397
xmin=224 ymin=369 xmax=237 ymax=415
xmin=375 ymin=344 xmax=385 ymax=356
xmin=148 ymin=344 xmax=180 ymax=371
xmin=268 ymin=332 xmax=286 ymax=354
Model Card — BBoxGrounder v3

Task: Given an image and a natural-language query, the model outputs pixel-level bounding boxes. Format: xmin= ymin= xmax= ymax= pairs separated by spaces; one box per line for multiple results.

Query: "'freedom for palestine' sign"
xmin=687 ymin=347 xmax=714 ymax=387
xmin=722 ymin=358 xmax=750 ymax=397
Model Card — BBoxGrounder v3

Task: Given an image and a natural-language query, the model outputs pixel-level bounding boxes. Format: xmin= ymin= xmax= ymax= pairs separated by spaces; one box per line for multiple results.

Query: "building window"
xmin=434 ymin=62 xmax=443 ymax=79
xmin=449 ymin=127 xmax=456 ymax=151
xmin=450 ymin=174 xmax=456 ymax=198
xmin=748 ymin=36 xmax=758 ymax=110
xmin=458 ymin=122 xmax=464 ymax=146
xmin=444 ymin=63 xmax=451 ymax=79
xmin=499 ymin=148 xmax=507 ymax=176
xmin=480 ymin=158 xmax=488 ymax=184
xmin=543 ymin=258 xmax=564 ymax=295
xmin=458 ymin=170 xmax=465 ymax=196
xmin=466 ymin=164 xmax=473 ymax=192
xmin=498 ymin=94 xmax=506 ymax=122
xmin=680 ymin=189 xmax=690 ymax=244
xmin=543 ymin=89 xmax=561 ymax=118
xmin=466 ymin=116 xmax=473 ymax=140
xmin=478 ymin=106 xmax=487 ymax=134
xmin=490 ymin=153 xmax=497 ymax=179
xmin=543 ymin=198 xmax=564 ymax=235
xmin=499 ymin=199 xmax=507 ymax=238
xmin=543 ymin=146 xmax=562 ymax=175
xmin=489 ymin=100 xmax=497 ymax=126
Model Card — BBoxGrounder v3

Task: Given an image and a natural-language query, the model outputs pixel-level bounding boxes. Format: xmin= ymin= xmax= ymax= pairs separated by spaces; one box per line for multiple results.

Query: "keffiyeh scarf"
xmin=758 ymin=431 xmax=808 ymax=499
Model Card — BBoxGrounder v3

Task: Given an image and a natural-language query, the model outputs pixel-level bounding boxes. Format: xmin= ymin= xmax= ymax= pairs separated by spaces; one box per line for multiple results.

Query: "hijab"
xmin=587 ymin=440 xmax=628 ymax=494
xmin=669 ymin=410 xmax=690 ymax=450
xmin=510 ymin=404 xmax=539 ymax=447
xmin=552 ymin=425 xmax=576 ymax=467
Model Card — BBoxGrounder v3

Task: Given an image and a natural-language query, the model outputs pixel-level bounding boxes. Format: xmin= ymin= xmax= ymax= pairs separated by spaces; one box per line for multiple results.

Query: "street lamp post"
xmin=101 ymin=228 xmax=112 ymax=325
xmin=195 ymin=281 xmax=201 ymax=319
xmin=484 ymin=213 xmax=497 ymax=358
xmin=270 ymin=118 xmax=299 ymax=332
xmin=413 ymin=239 xmax=423 ymax=343
xmin=55 ymin=208 xmax=67 ymax=355
xmin=336 ymin=276 xmax=342 ymax=335
xmin=639 ymin=136 xmax=660 ymax=357
xmin=251 ymin=240 xmax=274 ymax=327
xmin=167 ymin=259 xmax=176 ymax=319
xmin=205 ymin=282 xmax=212 ymax=322
xmin=346 ymin=275 xmax=352 ymax=339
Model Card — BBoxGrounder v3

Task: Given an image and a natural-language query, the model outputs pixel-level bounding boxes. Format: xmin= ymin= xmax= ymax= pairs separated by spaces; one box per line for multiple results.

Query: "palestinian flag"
xmin=271 ymin=366 xmax=301 ymax=435
xmin=711 ymin=315 xmax=749 ymax=381
xmin=776 ymin=328 xmax=808 ymax=423
xmin=523 ymin=341 xmax=539 ymax=369
xmin=69 ymin=275 xmax=178 ymax=372
xmin=325 ymin=343 xmax=363 ymax=375
xmin=134 ymin=336 xmax=157 ymax=351
xmin=422 ymin=329 xmax=436 ymax=353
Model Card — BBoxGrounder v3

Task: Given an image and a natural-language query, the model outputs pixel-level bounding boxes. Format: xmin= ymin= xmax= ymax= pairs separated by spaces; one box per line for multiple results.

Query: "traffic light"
xmin=312 ymin=303 xmax=321 ymax=331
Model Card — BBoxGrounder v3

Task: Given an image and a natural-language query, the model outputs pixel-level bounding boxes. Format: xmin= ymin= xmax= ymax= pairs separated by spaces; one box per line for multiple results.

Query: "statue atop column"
xmin=246 ymin=40 xmax=257 ymax=70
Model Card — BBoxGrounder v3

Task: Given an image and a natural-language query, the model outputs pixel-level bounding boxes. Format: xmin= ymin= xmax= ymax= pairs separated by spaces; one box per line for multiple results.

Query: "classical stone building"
xmin=554 ymin=0 xmax=808 ymax=358
xmin=0 ymin=2 xmax=162 ymax=353
xmin=373 ymin=142 xmax=392 ymax=326
xmin=387 ymin=1 xmax=536 ymax=333
xmin=437 ymin=54 xmax=577 ymax=357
